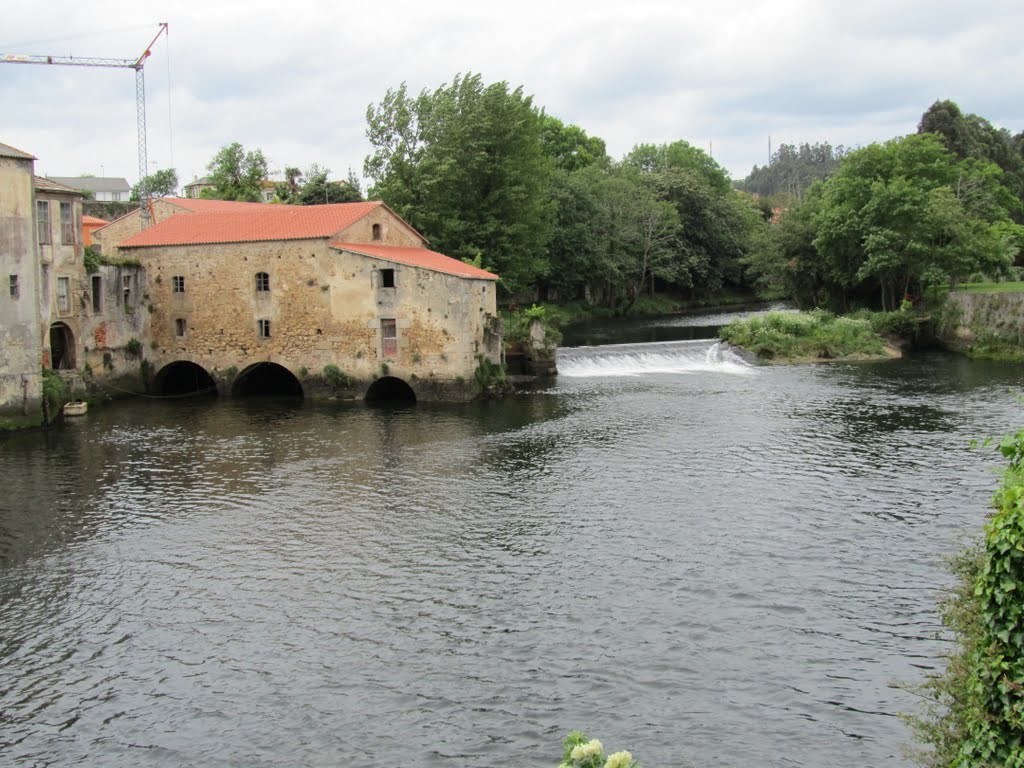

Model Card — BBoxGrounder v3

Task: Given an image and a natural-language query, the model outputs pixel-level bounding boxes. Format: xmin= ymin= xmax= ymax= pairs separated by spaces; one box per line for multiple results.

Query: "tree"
xmin=295 ymin=165 xmax=363 ymax=205
xmin=539 ymin=116 xmax=608 ymax=173
xmin=365 ymin=73 xmax=555 ymax=295
xmin=814 ymin=134 xmax=1020 ymax=309
xmin=203 ymin=142 xmax=268 ymax=202
xmin=131 ymin=167 xmax=179 ymax=200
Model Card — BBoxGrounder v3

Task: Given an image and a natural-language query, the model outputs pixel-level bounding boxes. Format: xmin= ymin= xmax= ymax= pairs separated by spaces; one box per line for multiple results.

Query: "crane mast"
xmin=2 ymin=22 xmax=169 ymax=227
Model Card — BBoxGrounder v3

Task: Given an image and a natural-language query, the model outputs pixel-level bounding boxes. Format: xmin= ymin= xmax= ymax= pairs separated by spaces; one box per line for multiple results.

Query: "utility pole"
xmin=2 ymin=22 xmax=169 ymax=227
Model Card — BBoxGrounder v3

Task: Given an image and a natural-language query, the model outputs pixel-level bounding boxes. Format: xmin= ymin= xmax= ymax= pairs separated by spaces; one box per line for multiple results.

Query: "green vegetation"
xmin=40 ymin=368 xmax=69 ymax=424
xmin=83 ymin=246 xmax=101 ymax=274
xmin=322 ymin=364 xmax=351 ymax=390
xmin=557 ymin=731 xmax=639 ymax=768
xmin=202 ymin=142 xmax=269 ymax=202
xmin=131 ymin=167 xmax=179 ymax=200
xmin=124 ymin=338 xmax=142 ymax=358
xmin=473 ymin=354 xmax=507 ymax=393
xmin=959 ymin=281 xmax=1024 ymax=294
xmin=909 ymin=429 xmax=1024 ymax=766
xmin=720 ymin=310 xmax=889 ymax=361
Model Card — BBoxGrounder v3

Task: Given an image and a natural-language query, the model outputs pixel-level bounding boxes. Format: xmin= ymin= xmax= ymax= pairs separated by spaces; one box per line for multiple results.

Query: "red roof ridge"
xmin=330 ymin=241 xmax=499 ymax=281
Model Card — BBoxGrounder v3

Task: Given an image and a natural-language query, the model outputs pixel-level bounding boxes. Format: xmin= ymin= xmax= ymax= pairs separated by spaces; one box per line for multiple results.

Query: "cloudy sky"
xmin=2 ymin=0 xmax=1022 ymax=190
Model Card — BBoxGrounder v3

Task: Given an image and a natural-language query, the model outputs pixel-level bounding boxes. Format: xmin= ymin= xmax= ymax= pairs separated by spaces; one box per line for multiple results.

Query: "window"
xmin=9 ymin=275 xmax=18 ymax=299
xmin=372 ymin=223 xmax=382 ymax=241
xmin=111 ymin=192 xmax=122 ymax=201
xmin=381 ymin=318 xmax=397 ymax=357
xmin=175 ymin=318 xmax=187 ymax=337
xmin=258 ymin=319 xmax=271 ymax=338
xmin=123 ymin=275 xmax=132 ymax=311
xmin=255 ymin=272 xmax=270 ymax=292
xmin=380 ymin=268 xmax=395 ymax=288
xmin=60 ymin=202 xmax=74 ymax=244
xmin=172 ymin=275 xmax=185 ymax=293
xmin=37 ymin=200 xmax=50 ymax=244
xmin=91 ymin=275 xmax=101 ymax=313
xmin=57 ymin=276 xmax=70 ymax=313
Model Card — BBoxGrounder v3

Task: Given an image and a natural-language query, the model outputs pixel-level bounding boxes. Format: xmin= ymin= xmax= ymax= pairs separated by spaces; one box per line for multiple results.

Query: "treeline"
xmin=735 ymin=142 xmax=849 ymax=200
xmin=745 ymin=100 xmax=1024 ymax=310
xmin=364 ymin=73 xmax=762 ymax=307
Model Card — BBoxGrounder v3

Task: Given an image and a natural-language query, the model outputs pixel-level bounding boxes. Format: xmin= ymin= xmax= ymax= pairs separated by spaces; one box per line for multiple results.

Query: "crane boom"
xmin=1 ymin=22 xmax=169 ymax=227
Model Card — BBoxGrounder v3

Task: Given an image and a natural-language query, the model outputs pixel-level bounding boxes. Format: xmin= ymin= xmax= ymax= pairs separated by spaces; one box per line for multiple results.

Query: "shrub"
xmin=909 ymin=429 xmax=1024 ymax=766
xmin=125 ymin=338 xmax=142 ymax=357
xmin=322 ymin=364 xmax=350 ymax=390
xmin=83 ymin=246 xmax=101 ymax=274
xmin=720 ymin=310 xmax=885 ymax=360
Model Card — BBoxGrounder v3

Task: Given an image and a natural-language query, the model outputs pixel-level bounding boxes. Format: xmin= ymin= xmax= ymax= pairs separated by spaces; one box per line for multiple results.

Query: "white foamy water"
xmin=557 ymin=339 xmax=755 ymax=377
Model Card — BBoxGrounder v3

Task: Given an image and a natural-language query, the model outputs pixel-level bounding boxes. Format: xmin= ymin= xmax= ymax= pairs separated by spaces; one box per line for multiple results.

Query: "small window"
xmin=111 ymin=192 xmax=122 ymax=202
xmin=256 ymin=272 xmax=270 ymax=292
xmin=175 ymin=318 xmax=187 ymax=337
xmin=57 ymin=276 xmax=70 ymax=313
xmin=91 ymin=275 xmax=101 ymax=313
xmin=258 ymin=319 xmax=271 ymax=338
xmin=9 ymin=275 xmax=19 ymax=299
xmin=172 ymin=275 xmax=185 ymax=293
xmin=37 ymin=200 xmax=51 ymax=244
xmin=380 ymin=268 xmax=395 ymax=288
xmin=381 ymin=318 xmax=397 ymax=357
xmin=122 ymin=275 xmax=132 ymax=311
xmin=372 ymin=223 xmax=382 ymax=241
xmin=60 ymin=202 xmax=75 ymax=244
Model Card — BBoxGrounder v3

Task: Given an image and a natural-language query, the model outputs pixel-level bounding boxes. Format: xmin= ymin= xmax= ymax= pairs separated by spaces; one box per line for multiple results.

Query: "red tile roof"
xmin=82 ymin=215 xmax=110 ymax=225
xmin=120 ymin=201 xmax=384 ymax=247
xmin=331 ymin=242 xmax=499 ymax=281
xmin=161 ymin=197 xmax=267 ymax=213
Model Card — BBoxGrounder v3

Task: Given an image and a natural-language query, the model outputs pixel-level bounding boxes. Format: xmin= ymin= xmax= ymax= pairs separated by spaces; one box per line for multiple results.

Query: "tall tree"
xmin=203 ymin=142 xmax=269 ymax=202
xmin=365 ymin=73 xmax=555 ymax=295
xmin=131 ymin=167 xmax=178 ymax=200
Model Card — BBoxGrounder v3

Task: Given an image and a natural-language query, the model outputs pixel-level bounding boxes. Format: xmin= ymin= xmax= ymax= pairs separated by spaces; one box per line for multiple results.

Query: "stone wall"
xmin=0 ymin=154 xmax=43 ymax=423
xmin=939 ymin=291 xmax=1024 ymax=355
xmin=129 ymin=237 xmax=498 ymax=401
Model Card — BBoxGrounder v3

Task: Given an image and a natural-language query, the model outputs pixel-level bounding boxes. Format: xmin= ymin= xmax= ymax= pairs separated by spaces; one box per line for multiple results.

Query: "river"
xmin=1 ymin=307 xmax=1022 ymax=767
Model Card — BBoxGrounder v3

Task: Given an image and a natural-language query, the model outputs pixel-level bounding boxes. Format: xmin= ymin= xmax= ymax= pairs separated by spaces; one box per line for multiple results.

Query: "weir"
xmin=555 ymin=338 xmax=754 ymax=377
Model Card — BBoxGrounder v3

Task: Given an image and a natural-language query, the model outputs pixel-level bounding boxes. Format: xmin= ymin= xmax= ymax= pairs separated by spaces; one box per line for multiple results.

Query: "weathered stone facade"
xmin=0 ymin=146 xmax=43 ymax=424
xmin=121 ymin=204 xmax=501 ymax=402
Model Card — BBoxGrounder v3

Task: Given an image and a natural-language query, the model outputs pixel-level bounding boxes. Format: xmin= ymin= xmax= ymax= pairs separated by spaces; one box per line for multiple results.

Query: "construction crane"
xmin=1 ymin=22 xmax=169 ymax=227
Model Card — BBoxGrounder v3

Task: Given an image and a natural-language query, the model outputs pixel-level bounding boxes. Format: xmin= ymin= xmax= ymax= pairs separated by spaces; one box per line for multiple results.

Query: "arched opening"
xmin=232 ymin=362 xmax=303 ymax=398
xmin=365 ymin=376 xmax=416 ymax=404
xmin=48 ymin=322 xmax=76 ymax=370
xmin=154 ymin=361 xmax=218 ymax=398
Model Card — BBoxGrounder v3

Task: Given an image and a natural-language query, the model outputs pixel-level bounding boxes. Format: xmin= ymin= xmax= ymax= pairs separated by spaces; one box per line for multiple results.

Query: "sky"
xmin=2 ymin=0 xmax=1023 ymax=190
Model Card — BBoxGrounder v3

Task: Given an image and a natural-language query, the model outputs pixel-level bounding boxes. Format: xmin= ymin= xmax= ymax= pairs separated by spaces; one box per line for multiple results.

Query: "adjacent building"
xmin=47 ymin=175 xmax=131 ymax=202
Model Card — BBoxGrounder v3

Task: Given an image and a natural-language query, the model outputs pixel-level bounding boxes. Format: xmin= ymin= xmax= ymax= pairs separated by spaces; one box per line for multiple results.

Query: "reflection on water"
xmin=1 ymin=325 xmax=1023 ymax=767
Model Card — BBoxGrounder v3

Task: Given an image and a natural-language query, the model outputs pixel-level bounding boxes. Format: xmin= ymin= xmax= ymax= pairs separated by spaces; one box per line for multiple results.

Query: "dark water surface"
xmin=2 ymin=312 xmax=1023 ymax=767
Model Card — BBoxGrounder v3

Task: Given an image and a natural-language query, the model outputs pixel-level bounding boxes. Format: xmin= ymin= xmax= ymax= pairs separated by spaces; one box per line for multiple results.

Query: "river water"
xmin=2 ymin=308 xmax=1022 ymax=767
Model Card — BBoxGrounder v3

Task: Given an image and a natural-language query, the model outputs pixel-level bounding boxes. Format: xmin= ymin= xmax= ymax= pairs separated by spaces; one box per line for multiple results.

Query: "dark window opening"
xmin=122 ymin=275 xmax=132 ymax=311
xmin=372 ymin=223 xmax=382 ymax=241
xmin=256 ymin=272 xmax=270 ymax=292
xmin=380 ymin=268 xmax=395 ymax=288
xmin=172 ymin=275 xmax=185 ymax=293
xmin=9 ymin=275 xmax=19 ymax=299
xmin=258 ymin=319 xmax=271 ymax=338
xmin=49 ymin=322 xmax=75 ymax=370
xmin=175 ymin=318 xmax=187 ymax=337
xmin=91 ymin=275 xmax=101 ymax=312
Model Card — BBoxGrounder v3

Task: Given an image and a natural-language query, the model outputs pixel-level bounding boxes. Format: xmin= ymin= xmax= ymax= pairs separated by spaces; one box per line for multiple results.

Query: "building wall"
xmin=131 ymin=238 xmax=498 ymax=399
xmin=91 ymin=199 xmax=190 ymax=258
xmin=0 ymin=155 xmax=43 ymax=421
xmin=335 ymin=206 xmax=426 ymax=248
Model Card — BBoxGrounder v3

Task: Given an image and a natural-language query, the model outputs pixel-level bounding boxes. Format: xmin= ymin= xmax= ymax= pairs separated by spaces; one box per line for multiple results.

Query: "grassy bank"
xmin=719 ymin=310 xmax=898 ymax=362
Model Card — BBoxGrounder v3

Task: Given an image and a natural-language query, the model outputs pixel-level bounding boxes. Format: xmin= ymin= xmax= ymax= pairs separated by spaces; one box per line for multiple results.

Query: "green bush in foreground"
xmin=909 ymin=429 xmax=1024 ymax=766
xmin=719 ymin=310 xmax=885 ymax=360
xmin=557 ymin=731 xmax=639 ymax=768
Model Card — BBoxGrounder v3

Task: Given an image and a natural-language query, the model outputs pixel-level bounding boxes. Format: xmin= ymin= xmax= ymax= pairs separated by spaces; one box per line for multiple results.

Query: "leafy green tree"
xmin=814 ymin=134 xmax=1019 ymax=309
xmin=365 ymin=73 xmax=555 ymax=294
xmin=295 ymin=164 xmax=363 ymax=205
xmin=131 ymin=167 xmax=179 ymax=200
xmin=539 ymin=116 xmax=608 ymax=172
xmin=736 ymin=142 xmax=848 ymax=200
xmin=203 ymin=142 xmax=269 ymax=202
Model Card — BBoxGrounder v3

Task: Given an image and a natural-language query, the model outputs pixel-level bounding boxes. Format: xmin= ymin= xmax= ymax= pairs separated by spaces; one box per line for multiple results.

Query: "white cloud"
xmin=2 ymin=0 xmax=1021 ymax=185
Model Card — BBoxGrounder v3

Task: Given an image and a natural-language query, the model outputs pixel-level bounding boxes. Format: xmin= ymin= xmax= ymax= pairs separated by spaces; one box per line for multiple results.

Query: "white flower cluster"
xmin=570 ymin=739 xmax=603 ymax=761
xmin=603 ymin=750 xmax=634 ymax=768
